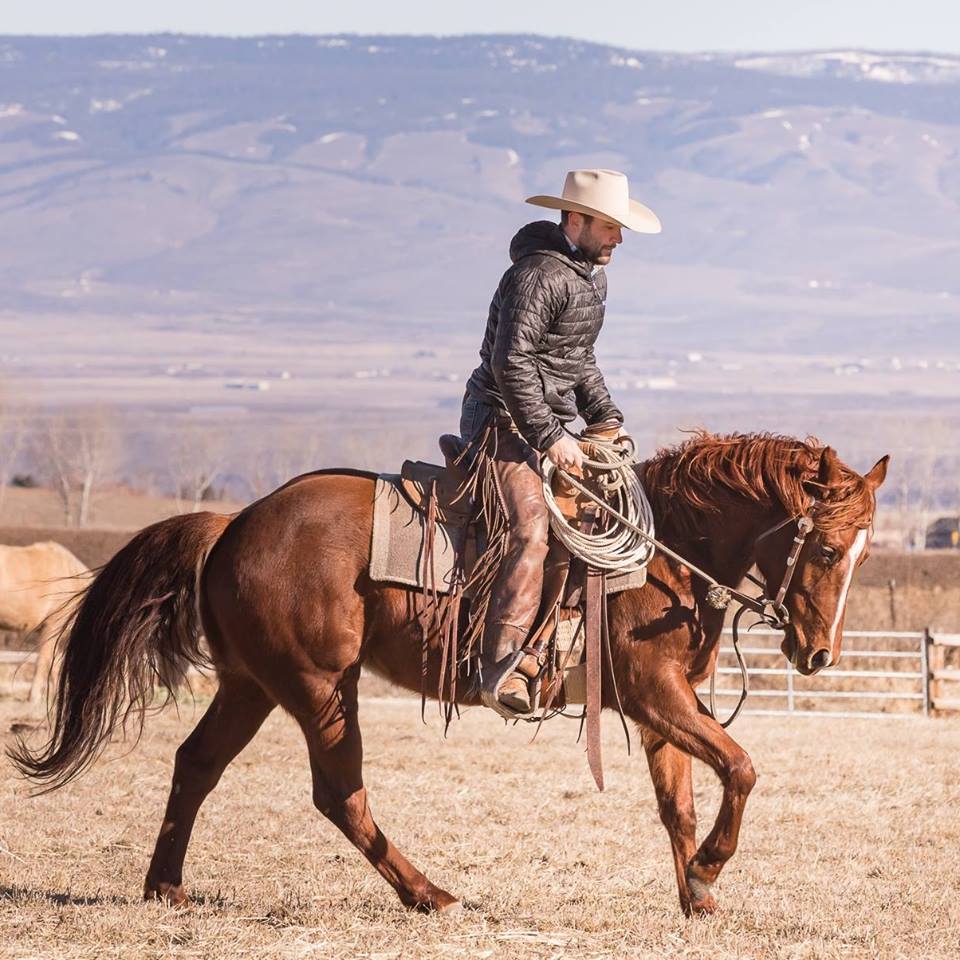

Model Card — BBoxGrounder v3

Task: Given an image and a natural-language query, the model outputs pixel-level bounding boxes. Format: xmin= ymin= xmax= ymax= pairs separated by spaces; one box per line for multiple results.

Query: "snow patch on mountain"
xmin=733 ymin=50 xmax=960 ymax=85
xmin=90 ymin=98 xmax=123 ymax=113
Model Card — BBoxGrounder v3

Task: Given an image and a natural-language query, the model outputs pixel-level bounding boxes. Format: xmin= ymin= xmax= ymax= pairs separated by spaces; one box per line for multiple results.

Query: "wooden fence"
xmin=4 ymin=630 xmax=960 ymax=718
xmin=926 ymin=631 xmax=960 ymax=714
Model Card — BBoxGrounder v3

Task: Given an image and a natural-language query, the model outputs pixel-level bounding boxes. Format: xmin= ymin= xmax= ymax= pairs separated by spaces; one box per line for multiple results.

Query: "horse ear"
xmin=817 ymin=446 xmax=843 ymax=487
xmin=864 ymin=455 xmax=889 ymax=490
xmin=802 ymin=446 xmax=842 ymax=498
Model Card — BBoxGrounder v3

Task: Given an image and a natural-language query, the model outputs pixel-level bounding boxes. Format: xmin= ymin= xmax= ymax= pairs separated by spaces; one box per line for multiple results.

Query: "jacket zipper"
xmin=589 ymin=274 xmax=604 ymax=305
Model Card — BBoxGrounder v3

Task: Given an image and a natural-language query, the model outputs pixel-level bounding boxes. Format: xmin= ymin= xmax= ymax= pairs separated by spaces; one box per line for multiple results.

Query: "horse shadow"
xmin=0 ymin=884 xmax=130 ymax=908
xmin=0 ymin=884 xmax=232 ymax=910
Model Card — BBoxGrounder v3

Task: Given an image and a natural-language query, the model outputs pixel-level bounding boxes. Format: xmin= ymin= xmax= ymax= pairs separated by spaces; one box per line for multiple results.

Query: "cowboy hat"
xmin=526 ymin=169 xmax=662 ymax=234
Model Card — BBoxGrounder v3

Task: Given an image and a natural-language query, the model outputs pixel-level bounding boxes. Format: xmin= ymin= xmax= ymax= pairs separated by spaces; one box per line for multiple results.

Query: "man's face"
xmin=569 ymin=214 xmax=623 ymax=266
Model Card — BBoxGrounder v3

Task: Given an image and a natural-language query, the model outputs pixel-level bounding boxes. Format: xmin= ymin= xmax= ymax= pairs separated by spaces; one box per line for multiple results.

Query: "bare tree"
xmin=34 ymin=408 xmax=123 ymax=526
xmin=245 ymin=426 xmax=324 ymax=499
xmin=39 ymin=414 xmax=74 ymax=525
xmin=0 ymin=392 xmax=25 ymax=516
xmin=165 ymin=425 xmax=229 ymax=513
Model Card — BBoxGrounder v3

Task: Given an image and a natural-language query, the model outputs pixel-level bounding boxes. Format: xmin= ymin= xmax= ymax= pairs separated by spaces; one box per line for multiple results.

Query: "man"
xmin=461 ymin=169 xmax=661 ymax=717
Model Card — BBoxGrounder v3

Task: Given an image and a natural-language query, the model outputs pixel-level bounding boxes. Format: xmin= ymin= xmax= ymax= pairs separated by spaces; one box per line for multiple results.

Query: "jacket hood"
xmin=508 ymin=221 xmax=594 ymax=278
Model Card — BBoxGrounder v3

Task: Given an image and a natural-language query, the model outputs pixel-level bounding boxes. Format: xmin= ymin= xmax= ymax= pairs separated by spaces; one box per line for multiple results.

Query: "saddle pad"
xmin=370 ymin=475 xmax=647 ymax=596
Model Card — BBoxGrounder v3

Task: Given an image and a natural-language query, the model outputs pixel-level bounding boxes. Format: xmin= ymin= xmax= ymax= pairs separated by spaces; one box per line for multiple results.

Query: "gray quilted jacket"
xmin=464 ymin=220 xmax=623 ymax=451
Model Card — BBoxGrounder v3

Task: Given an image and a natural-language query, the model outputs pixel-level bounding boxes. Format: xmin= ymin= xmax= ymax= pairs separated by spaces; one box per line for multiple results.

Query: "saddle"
xmin=398 ymin=435 xmax=474 ymax=528
xmin=400 ymin=434 xmax=591 ymax=530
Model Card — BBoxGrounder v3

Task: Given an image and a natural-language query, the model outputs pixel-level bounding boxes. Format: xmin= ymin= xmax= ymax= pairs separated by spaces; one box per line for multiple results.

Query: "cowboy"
xmin=461 ymin=169 xmax=661 ymax=716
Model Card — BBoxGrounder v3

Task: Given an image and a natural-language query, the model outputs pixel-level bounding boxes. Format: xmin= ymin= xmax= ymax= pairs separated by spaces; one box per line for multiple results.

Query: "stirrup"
xmin=480 ymin=650 xmax=536 ymax=720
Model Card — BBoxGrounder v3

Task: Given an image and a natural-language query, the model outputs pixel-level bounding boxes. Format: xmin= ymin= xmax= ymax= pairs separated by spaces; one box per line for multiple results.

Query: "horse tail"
xmin=7 ymin=511 xmax=231 ymax=792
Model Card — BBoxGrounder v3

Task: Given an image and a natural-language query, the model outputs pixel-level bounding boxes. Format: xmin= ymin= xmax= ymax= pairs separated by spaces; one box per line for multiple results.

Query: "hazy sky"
xmin=3 ymin=0 xmax=960 ymax=53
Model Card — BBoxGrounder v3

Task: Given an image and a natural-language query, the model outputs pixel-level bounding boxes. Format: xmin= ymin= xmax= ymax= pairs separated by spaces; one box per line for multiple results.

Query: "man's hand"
xmin=545 ymin=435 xmax=586 ymax=473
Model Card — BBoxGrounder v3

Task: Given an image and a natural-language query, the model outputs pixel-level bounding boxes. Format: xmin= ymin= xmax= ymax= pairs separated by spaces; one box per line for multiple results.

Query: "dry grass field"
xmin=2 ymin=696 xmax=958 ymax=960
xmin=0 ymin=487 xmax=244 ymax=537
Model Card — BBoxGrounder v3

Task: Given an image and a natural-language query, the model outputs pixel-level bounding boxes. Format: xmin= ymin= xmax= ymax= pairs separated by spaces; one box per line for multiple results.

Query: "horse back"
xmin=0 ymin=541 xmax=88 ymax=629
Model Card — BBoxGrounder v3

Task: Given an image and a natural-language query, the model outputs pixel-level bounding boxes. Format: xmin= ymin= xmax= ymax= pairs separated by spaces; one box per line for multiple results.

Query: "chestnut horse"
xmin=10 ymin=433 xmax=888 ymax=916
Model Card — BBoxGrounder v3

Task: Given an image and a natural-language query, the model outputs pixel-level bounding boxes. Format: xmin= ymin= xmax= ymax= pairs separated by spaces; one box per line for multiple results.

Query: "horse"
xmin=8 ymin=432 xmax=888 ymax=916
xmin=0 ymin=541 xmax=87 ymax=703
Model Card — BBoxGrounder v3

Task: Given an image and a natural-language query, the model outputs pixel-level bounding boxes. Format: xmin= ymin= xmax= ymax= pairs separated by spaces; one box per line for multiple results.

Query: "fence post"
xmin=921 ymin=627 xmax=931 ymax=718
xmin=786 ymin=660 xmax=795 ymax=714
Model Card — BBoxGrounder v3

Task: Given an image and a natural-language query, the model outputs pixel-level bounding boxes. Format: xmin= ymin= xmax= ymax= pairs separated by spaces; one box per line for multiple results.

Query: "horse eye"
xmin=819 ymin=545 xmax=839 ymax=566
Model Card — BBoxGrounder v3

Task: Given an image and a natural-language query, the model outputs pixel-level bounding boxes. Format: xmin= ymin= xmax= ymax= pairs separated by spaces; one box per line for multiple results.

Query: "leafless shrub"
xmin=31 ymin=408 xmax=123 ymax=526
xmin=163 ymin=425 xmax=230 ymax=513
xmin=245 ymin=426 xmax=324 ymax=499
xmin=0 ymin=391 xmax=25 ymax=515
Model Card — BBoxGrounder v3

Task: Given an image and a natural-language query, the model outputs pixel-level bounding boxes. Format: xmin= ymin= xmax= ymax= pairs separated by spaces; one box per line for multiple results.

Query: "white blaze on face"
xmin=828 ymin=528 xmax=869 ymax=646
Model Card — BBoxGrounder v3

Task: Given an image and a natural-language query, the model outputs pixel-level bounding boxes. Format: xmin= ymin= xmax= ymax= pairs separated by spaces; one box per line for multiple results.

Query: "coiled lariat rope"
xmin=540 ymin=434 xmax=733 ymax=601
xmin=539 ymin=436 xmax=656 ymax=572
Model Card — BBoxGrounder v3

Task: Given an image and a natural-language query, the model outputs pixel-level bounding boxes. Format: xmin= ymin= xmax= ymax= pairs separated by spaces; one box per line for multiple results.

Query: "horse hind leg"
xmin=144 ymin=672 xmax=276 ymax=906
xmin=296 ymin=667 xmax=459 ymax=913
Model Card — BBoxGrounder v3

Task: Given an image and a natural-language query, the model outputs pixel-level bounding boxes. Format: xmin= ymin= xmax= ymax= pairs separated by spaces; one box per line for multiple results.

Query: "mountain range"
xmin=1 ymin=34 xmax=958 ymax=358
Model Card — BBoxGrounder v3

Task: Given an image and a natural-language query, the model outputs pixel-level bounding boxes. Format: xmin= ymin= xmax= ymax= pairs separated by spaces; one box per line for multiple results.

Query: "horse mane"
xmin=642 ymin=431 xmax=876 ymax=537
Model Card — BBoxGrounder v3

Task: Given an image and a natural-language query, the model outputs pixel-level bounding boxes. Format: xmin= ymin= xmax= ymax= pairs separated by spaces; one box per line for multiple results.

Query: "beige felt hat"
xmin=526 ymin=169 xmax=662 ymax=234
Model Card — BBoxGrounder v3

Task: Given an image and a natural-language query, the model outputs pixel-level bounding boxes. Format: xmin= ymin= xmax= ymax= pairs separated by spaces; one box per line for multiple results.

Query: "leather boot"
xmin=479 ymin=623 xmax=533 ymax=717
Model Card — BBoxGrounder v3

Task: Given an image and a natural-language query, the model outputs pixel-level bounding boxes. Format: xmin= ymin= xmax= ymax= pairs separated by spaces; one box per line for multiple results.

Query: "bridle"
xmin=705 ymin=505 xmax=817 ymax=727
xmin=741 ymin=505 xmax=818 ymax=629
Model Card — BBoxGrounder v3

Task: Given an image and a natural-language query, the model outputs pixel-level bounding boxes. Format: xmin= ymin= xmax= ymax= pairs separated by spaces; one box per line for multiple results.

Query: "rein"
xmin=546 ymin=445 xmax=817 ymax=728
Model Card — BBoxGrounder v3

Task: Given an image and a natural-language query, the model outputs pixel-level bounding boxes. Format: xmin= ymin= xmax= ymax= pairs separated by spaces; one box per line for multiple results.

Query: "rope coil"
xmin=540 ymin=436 xmax=656 ymax=573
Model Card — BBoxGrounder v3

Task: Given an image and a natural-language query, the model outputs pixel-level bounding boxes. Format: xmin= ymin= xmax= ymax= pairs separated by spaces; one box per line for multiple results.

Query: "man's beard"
xmin=574 ymin=230 xmax=616 ymax=265
xmin=578 ymin=239 xmax=616 ymax=265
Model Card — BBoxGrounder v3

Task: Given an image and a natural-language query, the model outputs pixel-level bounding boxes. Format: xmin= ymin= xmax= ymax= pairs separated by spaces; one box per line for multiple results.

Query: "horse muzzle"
xmin=780 ymin=625 xmax=798 ymax=666
xmin=781 ymin=627 xmax=832 ymax=676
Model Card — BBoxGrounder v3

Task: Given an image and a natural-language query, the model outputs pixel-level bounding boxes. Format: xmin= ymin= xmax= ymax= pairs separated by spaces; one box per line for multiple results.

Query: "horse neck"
xmin=655 ymin=495 xmax=782 ymax=588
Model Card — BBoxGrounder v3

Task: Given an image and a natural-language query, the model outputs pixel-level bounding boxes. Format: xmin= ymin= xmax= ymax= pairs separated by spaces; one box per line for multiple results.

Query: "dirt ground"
xmin=1 ymin=696 xmax=958 ymax=960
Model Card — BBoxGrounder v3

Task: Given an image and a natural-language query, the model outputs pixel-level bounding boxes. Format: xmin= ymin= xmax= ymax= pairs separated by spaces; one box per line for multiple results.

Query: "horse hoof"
xmin=684 ymin=892 xmax=718 ymax=917
xmin=144 ymin=880 xmax=191 ymax=909
xmin=437 ymin=897 xmax=463 ymax=916
xmin=405 ymin=886 xmax=461 ymax=914
xmin=684 ymin=869 xmax=717 ymax=917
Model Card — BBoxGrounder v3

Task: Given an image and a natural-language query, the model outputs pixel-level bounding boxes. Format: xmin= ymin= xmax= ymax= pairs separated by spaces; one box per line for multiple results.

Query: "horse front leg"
xmin=28 ymin=620 xmax=56 ymax=705
xmin=640 ymin=729 xmax=703 ymax=915
xmin=635 ymin=671 xmax=756 ymax=915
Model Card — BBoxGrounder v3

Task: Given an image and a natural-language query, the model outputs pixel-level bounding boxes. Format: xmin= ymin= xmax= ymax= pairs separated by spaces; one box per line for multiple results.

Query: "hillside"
xmin=0 ymin=35 xmax=957 ymax=348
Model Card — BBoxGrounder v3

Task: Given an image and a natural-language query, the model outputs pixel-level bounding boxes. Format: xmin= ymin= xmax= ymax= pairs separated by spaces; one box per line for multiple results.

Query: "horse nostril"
xmin=810 ymin=649 xmax=831 ymax=671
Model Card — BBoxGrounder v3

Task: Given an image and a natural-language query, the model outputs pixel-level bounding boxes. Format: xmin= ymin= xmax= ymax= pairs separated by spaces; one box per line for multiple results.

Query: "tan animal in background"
xmin=0 ymin=542 xmax=88 ymax=703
